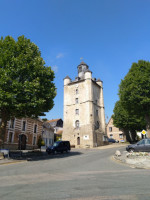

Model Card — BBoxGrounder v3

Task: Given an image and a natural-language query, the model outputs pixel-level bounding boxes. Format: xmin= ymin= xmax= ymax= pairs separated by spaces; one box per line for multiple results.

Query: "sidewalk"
xmin=0 ymin=149 xmax=48 ymax=165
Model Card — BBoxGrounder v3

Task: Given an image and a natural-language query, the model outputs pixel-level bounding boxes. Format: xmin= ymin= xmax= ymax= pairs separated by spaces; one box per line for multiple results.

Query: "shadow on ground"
xmin=9 ymin=150 xmax=83 ymax=161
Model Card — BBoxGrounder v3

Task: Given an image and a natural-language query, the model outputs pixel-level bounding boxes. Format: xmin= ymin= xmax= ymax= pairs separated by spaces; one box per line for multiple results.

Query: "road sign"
xmin=142 ymin=130 xmax=147 ymax=135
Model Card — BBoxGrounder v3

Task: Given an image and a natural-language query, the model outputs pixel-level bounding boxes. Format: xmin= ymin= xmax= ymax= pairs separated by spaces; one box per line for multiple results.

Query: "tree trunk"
xmin=0 ymin=113 xmax=9 ymax=149
xmin=130 ymin=129 xmax=137 ymax=142
xmin=145 ymin=114 xmax=150 ymax=138
xmin=123 ymin=129 xmax=132 ymax=143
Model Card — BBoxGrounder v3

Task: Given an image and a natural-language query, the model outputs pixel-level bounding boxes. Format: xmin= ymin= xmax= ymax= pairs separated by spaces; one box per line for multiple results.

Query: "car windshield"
xmin=53 ymin=142 xmax=60 ymax=147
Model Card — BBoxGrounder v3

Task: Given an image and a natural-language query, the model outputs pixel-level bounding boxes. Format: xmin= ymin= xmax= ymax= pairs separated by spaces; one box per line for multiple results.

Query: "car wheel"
xmin=129 ymin=148 xmax=134 ymax=153
xmin=53 ymin=150 xmax=56 ymax=155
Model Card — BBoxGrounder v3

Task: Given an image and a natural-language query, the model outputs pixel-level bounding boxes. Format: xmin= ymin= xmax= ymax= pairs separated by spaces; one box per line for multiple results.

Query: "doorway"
xmin=77 ymin=137 xmax=80 ymax=145
xmin=18 ymin=134 xmax=27 ymax=150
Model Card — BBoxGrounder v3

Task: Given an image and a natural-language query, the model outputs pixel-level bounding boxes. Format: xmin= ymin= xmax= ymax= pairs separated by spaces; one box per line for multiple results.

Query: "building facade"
xmin=106 ymin=117 xmax=126 ymax=142
xmin=47 ymin=118 xmax=63 ymax=134
xmin=62 ymin=61 xmax=106 ymax=148
xmin=4 ymin=118 xmax=43 ymax=150
xmin=42 ymin=122 xmax=54 ymax=148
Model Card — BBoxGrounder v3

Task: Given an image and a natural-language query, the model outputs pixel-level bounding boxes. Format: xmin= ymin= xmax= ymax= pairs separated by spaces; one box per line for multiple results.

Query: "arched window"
xmin=75 ymin=120 xmax=80 ymax=128
xmin=76 ymin=89 xmax=79 ymax=94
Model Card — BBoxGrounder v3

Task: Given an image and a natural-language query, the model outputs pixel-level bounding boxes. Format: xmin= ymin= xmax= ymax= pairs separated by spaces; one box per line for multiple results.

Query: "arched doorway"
xmin=18 ymin=134 xmax=27 ymax=150
xmin=77 ymin=137 xmax=80 ymax=145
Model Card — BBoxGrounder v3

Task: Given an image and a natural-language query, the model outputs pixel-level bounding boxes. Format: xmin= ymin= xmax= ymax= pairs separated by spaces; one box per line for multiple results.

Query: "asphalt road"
xmin=0 ymin=145 xmax=150 ymax=200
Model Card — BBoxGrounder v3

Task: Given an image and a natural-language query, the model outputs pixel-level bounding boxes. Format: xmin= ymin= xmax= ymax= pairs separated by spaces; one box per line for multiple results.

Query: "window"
xmin=75 ymin=109 xmax=79 ymax=115
xmin=79 ymin=67 xmax=82 ymax=73
xmin=75 ymin=120 xmax=80 ymax=128
xmin=137 ymin=140 xmax=145 ymax=145
xmin=109 ymin=127 xmax=112 ymax=132
xmin=76 ymin=89 xmax=79 ymax=94
xmin=96 ymin=110 xmax=98 ymax=116
xmin=22 ymin=121 xmax=26 ymax=131
xmin=8 ymin=132 xmax=13 ymax=143
xmin=96 ymin=121 xmax=99 ymax=129
xmin=119 ymin=134 xmax=123 ymax=139
xmin=34 ymin=124 xmax=37 ymax=133
xmin=146 ymin=139 xmax=150 ymax=144
xmin=33 ymin=136 xmax=36 ymax=145
xmin=95 ymin=100 xmax=97 ymax=104
xmin=75 ymin=98 xmax=78 ymax=104
xmin=10 ymin=119 xmax=15 ymax=129
xmin=45 ymin=138 xmax=47 ymax=146
xmin=110 ymin=134 xmax=113 ymax=138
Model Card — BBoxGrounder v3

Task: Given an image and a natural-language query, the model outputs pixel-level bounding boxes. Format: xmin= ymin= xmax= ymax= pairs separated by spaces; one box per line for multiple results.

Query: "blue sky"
xmin=1 ymin=0 xmax=150 ymax=122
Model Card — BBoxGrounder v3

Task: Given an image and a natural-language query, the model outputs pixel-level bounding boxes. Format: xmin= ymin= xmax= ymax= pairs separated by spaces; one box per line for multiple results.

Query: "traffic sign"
xmin=142 ymin=130 xmax=147 ymax=135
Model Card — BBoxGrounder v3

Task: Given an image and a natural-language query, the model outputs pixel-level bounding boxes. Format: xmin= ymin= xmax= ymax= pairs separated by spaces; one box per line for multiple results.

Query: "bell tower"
xmin=63 ymin=61 xmax=106 ymax=148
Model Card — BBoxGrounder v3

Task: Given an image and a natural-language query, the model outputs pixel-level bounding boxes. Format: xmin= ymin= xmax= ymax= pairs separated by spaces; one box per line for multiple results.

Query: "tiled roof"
xmin=47 ymin=118 xmax=61 ymax=123
xmin=56 ymin=130 xmax=63 ymax=134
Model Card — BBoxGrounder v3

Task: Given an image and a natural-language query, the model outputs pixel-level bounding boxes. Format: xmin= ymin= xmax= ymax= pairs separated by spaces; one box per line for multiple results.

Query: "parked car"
xmin=108 ymin=138 xmax=119 ymax=143
xmin=126 ymin=138 xmax=150 ymax=152
xmin=46 ymin=141 xmax=71 ymax=154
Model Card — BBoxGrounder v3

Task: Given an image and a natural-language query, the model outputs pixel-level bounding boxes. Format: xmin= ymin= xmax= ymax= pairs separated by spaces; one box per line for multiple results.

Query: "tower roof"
xmin=96 ymin=78 xmax=101 ymax=82
xmin=64 ymin=75 xmax=71 ymax=80
xmin=85 ymin=69 xmax=92 ymax=73
xmin=77 ymin=61 xmax=89 ymax=69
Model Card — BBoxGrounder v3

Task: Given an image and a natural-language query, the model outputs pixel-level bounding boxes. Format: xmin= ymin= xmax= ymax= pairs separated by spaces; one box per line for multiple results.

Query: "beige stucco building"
xmin=62 ymin=61 xmax=107 ymax=148
xmin=106 ymin=117 xmax=126 ymax=142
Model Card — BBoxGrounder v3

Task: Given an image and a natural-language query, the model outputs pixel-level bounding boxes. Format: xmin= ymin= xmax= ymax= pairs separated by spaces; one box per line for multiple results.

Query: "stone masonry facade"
xmin=62 ymin=61 xmax=106 ymax=148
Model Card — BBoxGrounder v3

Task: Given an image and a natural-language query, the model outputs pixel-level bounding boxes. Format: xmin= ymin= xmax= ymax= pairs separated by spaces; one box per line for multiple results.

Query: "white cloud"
xmin=56 ymin=53 xmax=64 ymax=59
xmin=52 ymin=65 xmax=58 ymax=73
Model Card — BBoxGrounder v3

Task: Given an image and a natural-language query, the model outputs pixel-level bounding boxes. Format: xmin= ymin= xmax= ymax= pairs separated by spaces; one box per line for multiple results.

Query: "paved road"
xmin=0 ymin=146 xmax=150 ymax=200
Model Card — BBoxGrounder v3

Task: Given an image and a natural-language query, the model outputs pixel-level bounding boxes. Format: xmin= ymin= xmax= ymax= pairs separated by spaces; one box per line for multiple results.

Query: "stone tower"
xmin=62 ymin=61 xmax=106 ymax=148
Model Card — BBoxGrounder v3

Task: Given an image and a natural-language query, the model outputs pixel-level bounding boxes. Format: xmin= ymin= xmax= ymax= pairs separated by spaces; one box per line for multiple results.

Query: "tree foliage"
xmin=119 ymin=60 xmax=150 ymax=116
xmin=112 ymin=100 xmax=146 ymax=142
xmin=0 ymin=35 xmax=56 ymax=145
xmin=37 ymin=135 xmax=45 ymax=149
xmin=118 ymin=60 xmax=150 ymax=137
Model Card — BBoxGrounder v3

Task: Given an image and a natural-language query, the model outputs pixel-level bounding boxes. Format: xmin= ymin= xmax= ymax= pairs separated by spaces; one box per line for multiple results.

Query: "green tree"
xmin=112 ymin=100 xmax=146 ymax=142
xmin=119 ymin=60 xmax=150 ymax=137
xmin=37 ymin=136 xmax=45 ymax=151
xmin=0 ymin=35 xmax=56 ymax=146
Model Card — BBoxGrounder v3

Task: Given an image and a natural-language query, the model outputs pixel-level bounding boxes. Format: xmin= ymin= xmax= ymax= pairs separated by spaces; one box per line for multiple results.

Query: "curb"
xmin=0 ymin=160 xmax=27 ymax=166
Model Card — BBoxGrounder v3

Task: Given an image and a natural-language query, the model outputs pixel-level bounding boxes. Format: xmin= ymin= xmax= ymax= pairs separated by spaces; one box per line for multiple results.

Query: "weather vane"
xmin=80 ymin=57 xmax=84 ymax=61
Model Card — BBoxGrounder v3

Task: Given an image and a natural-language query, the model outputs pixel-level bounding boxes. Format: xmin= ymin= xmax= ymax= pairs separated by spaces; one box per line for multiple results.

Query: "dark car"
xmin=46 ymin=141 xmax=71 ymax=154
xmin=126 ymin=138 xmax=150 ymax=152
xmin=108 ymin=138 xmax=119 ymax=143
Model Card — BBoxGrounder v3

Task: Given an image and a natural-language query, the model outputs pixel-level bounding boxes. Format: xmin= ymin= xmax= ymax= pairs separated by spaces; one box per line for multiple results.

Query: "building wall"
xmin=4 ymin=118 xmax=43 ymax=150
xmin=106 ymin=117 xmax=126 ymax=142
xmin=42 ymin=127 xmax=54 ymax=147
